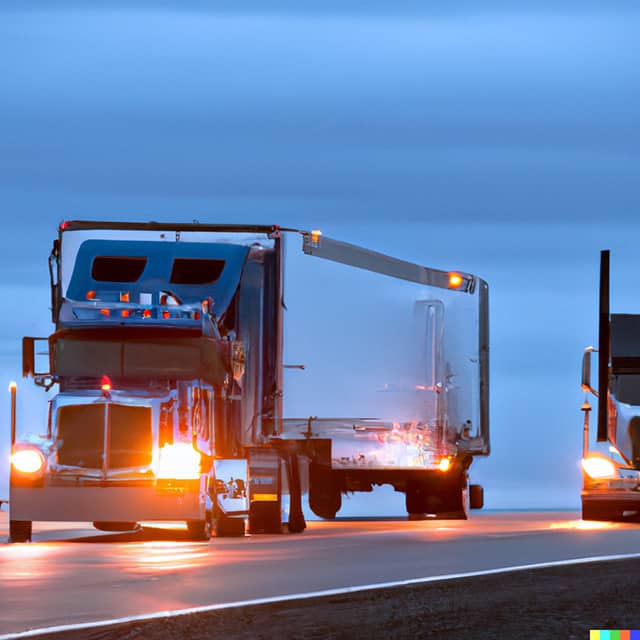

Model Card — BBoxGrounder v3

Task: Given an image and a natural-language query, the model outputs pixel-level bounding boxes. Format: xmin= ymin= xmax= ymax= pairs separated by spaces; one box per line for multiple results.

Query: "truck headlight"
xmin=12 ymin=447 xmax=46 ymax=476
xmin=581 ymin=455 xmax=616 ymax=479
xmin=155 ymin=443 xmax=201 ymax=480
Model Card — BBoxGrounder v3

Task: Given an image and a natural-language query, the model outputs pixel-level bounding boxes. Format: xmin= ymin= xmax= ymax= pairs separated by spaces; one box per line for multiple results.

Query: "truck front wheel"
xmin=186 ymin=512 xmax=213 ymax=541
xmin=9 ymin=519 xmax=32 ymax=543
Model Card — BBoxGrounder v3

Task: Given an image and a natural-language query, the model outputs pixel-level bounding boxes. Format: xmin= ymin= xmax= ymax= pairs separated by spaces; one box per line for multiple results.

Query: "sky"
xmin=1 ymin=3 xmax=639 ymax=511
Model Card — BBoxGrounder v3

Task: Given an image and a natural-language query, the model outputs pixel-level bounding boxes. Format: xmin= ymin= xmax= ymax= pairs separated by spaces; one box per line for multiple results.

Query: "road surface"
xmin=1 ymin=510 xmax=639 ymax=637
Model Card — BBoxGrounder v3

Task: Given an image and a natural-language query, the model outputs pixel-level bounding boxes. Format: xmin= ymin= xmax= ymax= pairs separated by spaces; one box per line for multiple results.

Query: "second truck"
xmin=580 ymin=249 xmax=640 ymax=521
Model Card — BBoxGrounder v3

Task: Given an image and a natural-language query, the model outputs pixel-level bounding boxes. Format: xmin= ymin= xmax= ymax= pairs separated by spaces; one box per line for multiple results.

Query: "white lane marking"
xmin=3 ymin=552 xmax=640 ymax=639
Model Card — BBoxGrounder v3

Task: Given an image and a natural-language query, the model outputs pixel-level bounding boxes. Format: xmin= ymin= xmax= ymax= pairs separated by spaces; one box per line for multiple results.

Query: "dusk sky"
xmin=1 ymin=3 xmax=639 ymax=510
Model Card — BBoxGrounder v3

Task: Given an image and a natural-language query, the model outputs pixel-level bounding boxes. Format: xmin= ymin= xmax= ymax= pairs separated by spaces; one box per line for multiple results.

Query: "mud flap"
xmin=248 ymin=449 xmax=283 ymax=534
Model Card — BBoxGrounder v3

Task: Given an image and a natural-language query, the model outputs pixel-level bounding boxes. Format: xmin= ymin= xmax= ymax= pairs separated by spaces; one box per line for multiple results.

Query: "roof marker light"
xmin=121 ymin=309 xmax=130 ymax=318
xmin=100 ymin=375 xmax=112 ymax=392
xmin=86 ymin=290 xmax=97 ymax=300
xmin=119 ymin=292 xmax=130 ymax=302
xmin=162 ymin=310 xmax=171 ymax=319
xmin=100 ymin=308 xmax=110 ymax=317
xmin=142 ymin=309 xmax=151 ymax=318
xmin=448 ymin=273 xmax=463 ymax=289
xmin=311 ymin=229 xmax=322 ymax=245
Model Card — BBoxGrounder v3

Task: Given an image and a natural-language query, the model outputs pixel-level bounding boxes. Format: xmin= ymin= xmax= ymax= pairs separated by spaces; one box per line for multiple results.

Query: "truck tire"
xmin=93 ymin=522 xmax=140 ymax=532
xmin=437 ymin=480 xmax=470 ymax=520
xmin=582 ymin=501 xmax=623 ymax=522
xmin=186 ymin=512 xmax=213 ymax=541
xmin=249 ymin=500 xmax=282 ymax=534
xmin=308 ymin=462 xmax=341 ymax=519
xmin=214 ymin=514 xmax=246 ymax=537
xmin=406 ymin=475 xmax=470 ymax=520
xmin=9 ymin=519 xmax=32 ymax=543
xmin=405 ymin=480 xmax=427 ymax=516
xmin=470 ymin=484 xmax=484 ymax=509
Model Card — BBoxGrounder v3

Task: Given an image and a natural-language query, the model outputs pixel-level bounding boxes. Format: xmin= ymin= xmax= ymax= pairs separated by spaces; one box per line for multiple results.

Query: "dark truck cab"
xmin=580 ymin=250 xmax=640 ymax=521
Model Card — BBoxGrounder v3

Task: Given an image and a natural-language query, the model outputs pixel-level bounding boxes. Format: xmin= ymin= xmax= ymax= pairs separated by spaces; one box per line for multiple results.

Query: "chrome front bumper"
xmin=10 ymin=479 xmax=206 ymax=522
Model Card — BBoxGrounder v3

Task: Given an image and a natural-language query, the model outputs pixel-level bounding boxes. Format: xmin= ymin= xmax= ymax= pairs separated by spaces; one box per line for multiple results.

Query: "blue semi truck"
xmin=8 ymin=221 xmax=489 ymax=542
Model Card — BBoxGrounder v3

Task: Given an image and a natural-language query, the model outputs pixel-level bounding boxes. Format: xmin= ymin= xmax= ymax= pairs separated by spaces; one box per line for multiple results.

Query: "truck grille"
xmin=57 ymin=404 xmax=152 ymax=470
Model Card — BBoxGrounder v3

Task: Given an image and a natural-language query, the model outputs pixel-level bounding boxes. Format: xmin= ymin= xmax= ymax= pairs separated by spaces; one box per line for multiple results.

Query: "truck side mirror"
xmin=22 ymin=336 xmax=51 ymax=378
xmin=581 ymin=346 xmax=598 ymax=396
xmin=23 ymin=337 xmax=35 ymax=377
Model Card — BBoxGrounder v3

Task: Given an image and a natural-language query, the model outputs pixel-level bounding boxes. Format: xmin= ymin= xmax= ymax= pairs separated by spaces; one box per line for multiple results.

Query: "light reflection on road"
xmin=1 ymin=511 xmax=640 ymax=637
xmin=121 ymin=541 xmax=211 ymax=573
xmin=0 ymin=543 xmax=62 ymax=581
xmin=548 ymin=519 xmax=617 ymax=530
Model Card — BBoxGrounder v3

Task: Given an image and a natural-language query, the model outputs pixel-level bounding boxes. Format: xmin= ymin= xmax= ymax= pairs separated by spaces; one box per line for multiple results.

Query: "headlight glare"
xmin=155 ymin=443 xmax=201 ymax=480
xmin=12 ymin=447 xmax=46 ymax=475
xmin=581 ymin=456 xmax=616 ymax=479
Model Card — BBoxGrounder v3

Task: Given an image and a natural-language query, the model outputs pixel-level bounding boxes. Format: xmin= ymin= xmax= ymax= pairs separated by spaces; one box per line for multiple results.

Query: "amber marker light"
xmin=100 ymin=308 xmax=110 ymax=317
xmin=86 ymin=290 xmax=97 ymax=300
xmin=120 ymin=309 xmax=130 ymax=318
xmin=438 ymin=457 xmax=452 ymax=472
xmin=311 ymin=229 xmax=322 ymax=245
xmin=162 ymin=310 xmax=171 ymax=319
xmin=142 ymin=309 xmax=151 ymax=318
xmin=448 ymin=272 xmax=463 ymax=289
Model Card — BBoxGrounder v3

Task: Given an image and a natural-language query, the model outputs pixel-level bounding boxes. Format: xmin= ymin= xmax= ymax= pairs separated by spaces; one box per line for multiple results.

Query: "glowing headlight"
xmin=12 ymin=447 xmax=45 ymax=475
xmin=581 ymin=456 xmax=616 ymax=479
xmin=155 ymin=443 xmax=201 ymax=480
xmin=438 ymin=457 xmax=452 ymax=472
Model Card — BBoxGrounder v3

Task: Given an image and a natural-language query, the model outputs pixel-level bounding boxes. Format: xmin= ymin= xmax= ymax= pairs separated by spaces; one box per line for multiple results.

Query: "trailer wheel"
xmin=470 ymin=484 xmax=484 ymax=509
xmin=405 ymin=481 xmax=427 ymax=516
xmin=309 ymin=462 xmax=341 ymax=519
xmin=9 ymin=519 xmax=32 ymax=543
xmin=186 ymin=512 xmax=213 ymax=541
xmin=436 ymin=481 xmax=470 ymax=520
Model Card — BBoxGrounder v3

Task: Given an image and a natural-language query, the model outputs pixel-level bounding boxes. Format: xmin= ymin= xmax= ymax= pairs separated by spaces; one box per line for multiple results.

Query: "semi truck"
xmin=580 ymin=250 xmax=640 ymax=521
xmin=8 ymin=221 xmax=489 ymax=542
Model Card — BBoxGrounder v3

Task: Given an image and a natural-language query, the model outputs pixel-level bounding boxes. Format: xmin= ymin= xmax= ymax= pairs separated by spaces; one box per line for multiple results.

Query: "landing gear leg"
xmin=286 ymin=452 xmax=306 ymax=533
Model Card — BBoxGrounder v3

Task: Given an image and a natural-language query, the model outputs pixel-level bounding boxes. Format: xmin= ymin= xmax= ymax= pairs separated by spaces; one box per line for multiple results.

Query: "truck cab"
xmin=10 ymin=222 xmax=285 ymax=542
xmin=580 ymin=250 xmax=640 ymax=521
